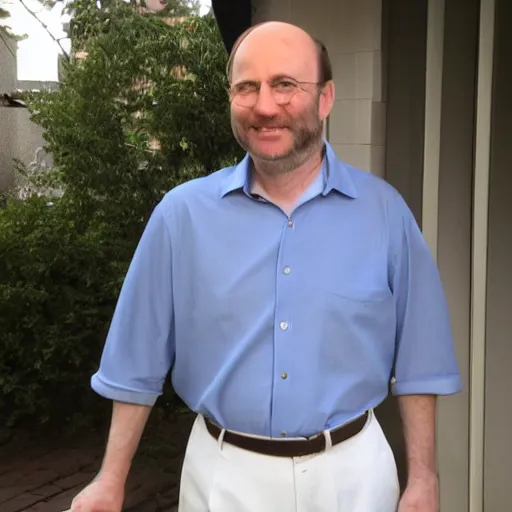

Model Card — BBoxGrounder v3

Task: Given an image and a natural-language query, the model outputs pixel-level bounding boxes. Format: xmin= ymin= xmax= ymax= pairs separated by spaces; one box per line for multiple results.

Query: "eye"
xmin=234 ymin=82 xmax=258 ymax=95
xmin=274 ymin=81 xmax=297 ymax=92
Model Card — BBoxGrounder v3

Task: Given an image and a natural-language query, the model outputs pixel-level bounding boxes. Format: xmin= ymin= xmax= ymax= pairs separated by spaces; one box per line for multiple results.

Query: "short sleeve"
xmin=91 ymin=202 xmax=175 ymax=405
xmin=390 ymin=198 xmax=462 ymax=396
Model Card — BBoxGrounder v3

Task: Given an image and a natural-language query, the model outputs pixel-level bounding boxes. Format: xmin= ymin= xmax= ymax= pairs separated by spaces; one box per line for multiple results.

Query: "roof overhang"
xmin=211 ymin=0 xmax=252 ymax=54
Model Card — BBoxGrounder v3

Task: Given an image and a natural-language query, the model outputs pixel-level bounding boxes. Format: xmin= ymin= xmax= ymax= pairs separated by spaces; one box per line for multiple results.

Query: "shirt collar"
xmin=220 ymin=140 xmax=358 ymax=199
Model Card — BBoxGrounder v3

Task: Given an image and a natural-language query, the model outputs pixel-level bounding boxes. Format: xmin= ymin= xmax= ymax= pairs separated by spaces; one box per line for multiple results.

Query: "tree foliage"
xmin=0 ymin=1 xmax=242 ymax=431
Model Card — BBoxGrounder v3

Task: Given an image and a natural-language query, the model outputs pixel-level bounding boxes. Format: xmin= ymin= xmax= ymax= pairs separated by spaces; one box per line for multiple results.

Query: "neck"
xmin=251 ymin=143 xmax=325 ymax=206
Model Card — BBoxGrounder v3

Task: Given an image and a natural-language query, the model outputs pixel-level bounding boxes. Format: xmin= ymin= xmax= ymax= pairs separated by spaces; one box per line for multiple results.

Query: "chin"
xmin=250 ymin=139 xmax=293 ymax=160
xmin=252 ymin=146 xmax=291 ymax=161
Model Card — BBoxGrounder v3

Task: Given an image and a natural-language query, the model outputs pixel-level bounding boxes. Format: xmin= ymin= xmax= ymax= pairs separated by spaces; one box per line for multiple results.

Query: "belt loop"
xmin=323 ymin=429 xmax=333 ymax=452
xmin=217 ymin=427 xmax=226 ymax=451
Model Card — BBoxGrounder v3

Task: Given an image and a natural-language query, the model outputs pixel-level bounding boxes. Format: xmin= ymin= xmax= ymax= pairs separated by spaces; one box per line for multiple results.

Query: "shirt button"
xmin=288 ymin=219 xmax=294 ymax=227
xmin=281 ymin=431 xmax=287 ymax=437
xmin=283 ymin=266 xmax=291 ymax=275
xmin=281 ymin=372 xmax=288 ymax=379
xmin=279 ymin=321 xmax=289 ymax=331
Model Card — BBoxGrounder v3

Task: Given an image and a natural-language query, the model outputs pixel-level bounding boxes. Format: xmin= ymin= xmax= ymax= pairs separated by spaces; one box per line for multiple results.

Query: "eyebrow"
xmin=269 ymin=74 xmax=299 ymax=82
xmin=232 ymin=74 xmax=302 ymax=86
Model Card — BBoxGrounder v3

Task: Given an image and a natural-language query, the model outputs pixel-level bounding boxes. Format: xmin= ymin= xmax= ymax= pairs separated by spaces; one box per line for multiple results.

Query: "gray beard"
xmin=233 ymin=120 xmax=324 ymax=177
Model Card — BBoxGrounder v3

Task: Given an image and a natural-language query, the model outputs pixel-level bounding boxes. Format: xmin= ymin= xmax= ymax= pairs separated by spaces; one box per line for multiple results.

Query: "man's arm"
xmin=70 ymin=202 xmax=176 ymax=511
xmin=69 ymin=402 xmax=152 ymax=511
xmin=398 ymin=394 xmax=437 ymax=480
xmin=398 ymin=394 xmax=439 ymax=511
xmin=99 ymin=401 xmax=153 ymax=484
xmin=388 ymin=196 xmax=461 ymax=511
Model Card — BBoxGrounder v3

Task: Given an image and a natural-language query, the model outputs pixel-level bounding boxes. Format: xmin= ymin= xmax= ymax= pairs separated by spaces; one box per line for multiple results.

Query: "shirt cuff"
xmin=392 ymin=374 xmax=462 ymax=396
xmin=91 ymin=373 xmax=160 ymax=406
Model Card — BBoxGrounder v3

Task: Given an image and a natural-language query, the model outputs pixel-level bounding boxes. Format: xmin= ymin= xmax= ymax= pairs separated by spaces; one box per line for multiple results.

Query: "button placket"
xmin=270 ymin=215 xmax=296 ymax=437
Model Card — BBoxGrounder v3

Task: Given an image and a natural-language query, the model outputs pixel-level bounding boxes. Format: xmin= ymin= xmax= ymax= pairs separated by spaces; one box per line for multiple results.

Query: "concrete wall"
xmin=252 ymin=0 xmax=386 ymax=177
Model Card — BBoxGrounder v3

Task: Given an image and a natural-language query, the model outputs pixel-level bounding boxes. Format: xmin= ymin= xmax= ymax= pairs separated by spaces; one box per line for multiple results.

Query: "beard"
xmin=231 ymin=104 xmax=324 ymax=175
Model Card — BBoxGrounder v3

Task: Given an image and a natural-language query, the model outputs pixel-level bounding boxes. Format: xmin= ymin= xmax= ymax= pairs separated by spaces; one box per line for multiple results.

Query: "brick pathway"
xmin=0 ymin=412 xmax=194 ymax=512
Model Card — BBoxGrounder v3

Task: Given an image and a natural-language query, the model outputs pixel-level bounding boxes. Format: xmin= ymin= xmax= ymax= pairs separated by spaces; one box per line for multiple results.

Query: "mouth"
xmin=252 ymin=126 xmax=287 ymax=133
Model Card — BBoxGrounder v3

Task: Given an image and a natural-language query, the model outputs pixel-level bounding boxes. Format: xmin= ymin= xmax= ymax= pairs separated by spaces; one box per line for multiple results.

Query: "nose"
xmin=253 ymin=83 xmax=281 ymax=117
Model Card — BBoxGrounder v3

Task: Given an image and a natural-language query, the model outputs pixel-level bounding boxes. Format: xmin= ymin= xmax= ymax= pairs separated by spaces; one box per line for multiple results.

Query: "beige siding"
xmin=252 ymin=0 xmax=385 ymax=176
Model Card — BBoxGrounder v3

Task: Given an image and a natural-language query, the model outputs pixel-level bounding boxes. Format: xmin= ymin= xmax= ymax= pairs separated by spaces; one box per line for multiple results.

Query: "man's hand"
xmin=69 ymin=474 xmax=125 ymax=512
xmin=398 ymin=471 xmax=439 ymax=512
xmin=65 ymin=401 xmax=151 ymax=511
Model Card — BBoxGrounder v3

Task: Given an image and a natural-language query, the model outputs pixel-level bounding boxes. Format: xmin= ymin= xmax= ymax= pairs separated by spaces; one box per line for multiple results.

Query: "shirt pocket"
xmin=320 ymin=289 xmax=397 ymax=365
xmin=324 ymin=286 xmax=392 ymax=304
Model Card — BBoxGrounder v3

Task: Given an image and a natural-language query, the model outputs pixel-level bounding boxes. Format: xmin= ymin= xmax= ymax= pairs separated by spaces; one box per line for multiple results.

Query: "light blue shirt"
xmin=91 ymin=141 xmax=461 ymax=438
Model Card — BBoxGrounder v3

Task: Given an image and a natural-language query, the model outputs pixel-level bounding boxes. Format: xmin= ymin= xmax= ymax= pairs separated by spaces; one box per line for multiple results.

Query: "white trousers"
xmin=178 ymin=410 xmax=400 ymax=512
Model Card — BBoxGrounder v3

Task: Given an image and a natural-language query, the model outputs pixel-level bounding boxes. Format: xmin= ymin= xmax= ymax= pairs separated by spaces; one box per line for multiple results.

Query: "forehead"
xmin=231 ymin=31 xmax=317 ymax=83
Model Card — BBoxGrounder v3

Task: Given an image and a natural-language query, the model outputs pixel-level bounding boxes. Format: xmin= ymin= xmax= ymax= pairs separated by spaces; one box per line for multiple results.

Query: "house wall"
xmin=0 ymin=109 xmax=17 ymax=191
xmin=252 ymin=0 xmax=386 ymax=177
xmin=484 ymin=0 xmax=512 ymax=508
xmin=0 ymin=33 xmax=18 ymax=190
xmin=0 ymin=108 xmax=52 ymax=192
xmin=0 ymin=32 xmax=17 ymax=92
xmin=435 ymin=1 xmax=479 ymax=510
xmin=0 ymin=71 xmax=55 ymax=192
xmin=383 ymin=0 xmax=427 ymax=223
xmin=381 ymin=4 xmax=475 ymax=506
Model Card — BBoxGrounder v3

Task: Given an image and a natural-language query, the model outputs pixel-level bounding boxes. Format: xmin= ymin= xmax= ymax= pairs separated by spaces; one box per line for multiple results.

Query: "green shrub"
xmin=0 ymin=5 xmax=242 ymax=430
xmin=0 ymin=196 xmax=115 ymax=427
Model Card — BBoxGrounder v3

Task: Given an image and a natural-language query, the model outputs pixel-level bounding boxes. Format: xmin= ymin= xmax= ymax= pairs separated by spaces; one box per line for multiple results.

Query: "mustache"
xmin=249 ymin=115 xmax=290 ymax=129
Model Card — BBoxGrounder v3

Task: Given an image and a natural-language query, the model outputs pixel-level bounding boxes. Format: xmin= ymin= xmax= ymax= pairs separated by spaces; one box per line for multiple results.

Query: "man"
xmin=70 ymin=21 xmax=461 ymax=512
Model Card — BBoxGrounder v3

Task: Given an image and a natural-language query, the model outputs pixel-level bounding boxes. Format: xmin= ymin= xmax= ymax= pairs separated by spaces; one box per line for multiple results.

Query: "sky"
xmin=1 ymin=0 xmax=212 ymax=82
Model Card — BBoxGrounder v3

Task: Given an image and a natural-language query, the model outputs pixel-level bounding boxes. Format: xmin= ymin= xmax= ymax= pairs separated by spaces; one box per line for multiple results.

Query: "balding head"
xmin=227 ymin=22 xmax=332 ymax=86
xmin=227 ymin=21 xmax=335 ymax=173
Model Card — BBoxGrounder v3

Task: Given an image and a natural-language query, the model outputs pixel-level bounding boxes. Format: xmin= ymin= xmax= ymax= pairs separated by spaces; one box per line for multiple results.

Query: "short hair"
xmin=226 ymin=24 xmax=333 ymax=85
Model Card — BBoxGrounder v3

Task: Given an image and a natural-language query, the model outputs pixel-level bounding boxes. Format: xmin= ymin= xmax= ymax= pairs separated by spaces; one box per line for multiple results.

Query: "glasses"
xmin=229 ymin=78 xmax=323 ymax=108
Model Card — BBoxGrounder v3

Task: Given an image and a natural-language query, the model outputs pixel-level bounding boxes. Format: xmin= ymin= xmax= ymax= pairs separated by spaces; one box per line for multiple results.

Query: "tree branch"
xmin=17 ymin=0 xmax=70 ymax=60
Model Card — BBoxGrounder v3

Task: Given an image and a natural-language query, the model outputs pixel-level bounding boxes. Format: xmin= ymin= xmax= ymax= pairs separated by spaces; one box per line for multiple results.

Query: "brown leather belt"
xmin=205 ymin=411 xmax=369 ymax=458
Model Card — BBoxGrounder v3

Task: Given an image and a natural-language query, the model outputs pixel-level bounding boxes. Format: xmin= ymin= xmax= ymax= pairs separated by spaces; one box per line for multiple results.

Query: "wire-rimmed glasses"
xmin=229 ymin=78 xmax=323 ymax=108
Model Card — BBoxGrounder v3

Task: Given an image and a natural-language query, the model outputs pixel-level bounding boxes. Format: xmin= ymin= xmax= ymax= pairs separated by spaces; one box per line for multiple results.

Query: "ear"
xmin=318 ymin=80 xmax=335 ymax=121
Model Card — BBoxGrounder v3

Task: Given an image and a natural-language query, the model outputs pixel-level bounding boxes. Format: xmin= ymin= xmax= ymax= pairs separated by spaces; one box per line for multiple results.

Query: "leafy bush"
xmin=0 ymin=3 xmax=242 ymax=430
xmin=0 ymin=197 xmax=116 ymax=427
